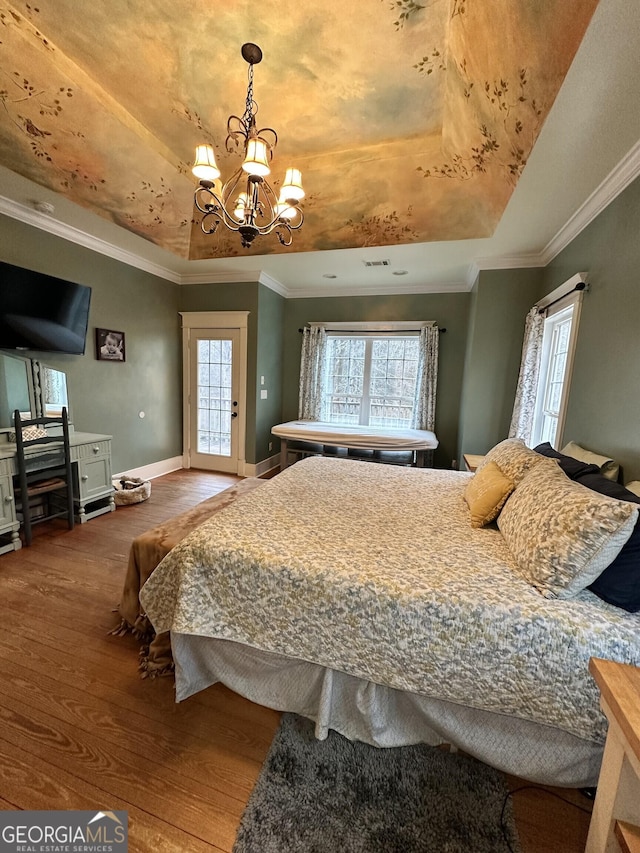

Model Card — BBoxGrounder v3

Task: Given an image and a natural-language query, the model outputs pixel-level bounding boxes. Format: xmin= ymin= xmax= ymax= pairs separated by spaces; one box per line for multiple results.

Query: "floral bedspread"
xmin=140 ymin=456 xmax=640 ymax=744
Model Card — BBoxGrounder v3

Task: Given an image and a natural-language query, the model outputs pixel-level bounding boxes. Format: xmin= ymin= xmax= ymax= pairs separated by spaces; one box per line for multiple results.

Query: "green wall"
xmin=282 ymin=293 xmax=470 ymax=469
xmin=457 ymin=268 xmax=543 ymax=459
xmin=256 ymin=285 xmax=285 ymax=462
xmin=540 ymin=174 xmax=640 ymax=482
xmin=0 ymin=214 xmax=182 ymax=474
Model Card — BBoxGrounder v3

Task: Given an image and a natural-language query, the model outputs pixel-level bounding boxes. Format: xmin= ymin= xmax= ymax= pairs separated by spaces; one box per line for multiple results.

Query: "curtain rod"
xmin=537 ymin=281 xmax=588 ymax=315
xmin=298 ymin=325 xmax=447 ymax=333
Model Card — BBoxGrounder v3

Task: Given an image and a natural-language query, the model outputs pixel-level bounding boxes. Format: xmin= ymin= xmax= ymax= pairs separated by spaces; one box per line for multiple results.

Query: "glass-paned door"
xmin=188 ymin=328 xmax=240 ymax=473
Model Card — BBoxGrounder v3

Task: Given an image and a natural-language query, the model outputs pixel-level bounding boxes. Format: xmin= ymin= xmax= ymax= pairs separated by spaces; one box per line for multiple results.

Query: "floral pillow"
xmin=476 ymin=437 xmax=546 ymax=487
xmin=498 ymin=459 xmax=639 ymax=599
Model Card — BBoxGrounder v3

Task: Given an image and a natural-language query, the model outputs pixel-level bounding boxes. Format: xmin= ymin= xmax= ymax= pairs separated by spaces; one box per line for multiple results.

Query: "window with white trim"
xmin=325 ymin=334 xmax=420 ymax=428
xmin=530 ymin=295 xmax=581 ymax=448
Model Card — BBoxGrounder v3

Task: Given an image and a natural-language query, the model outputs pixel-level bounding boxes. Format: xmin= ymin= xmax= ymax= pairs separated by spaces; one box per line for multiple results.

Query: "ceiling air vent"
xmin=362 ymin=259 xmax=391 ymax=267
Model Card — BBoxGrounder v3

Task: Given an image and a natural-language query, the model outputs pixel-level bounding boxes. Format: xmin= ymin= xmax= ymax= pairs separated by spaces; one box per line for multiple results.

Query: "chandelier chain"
xmin=243 ymin=63 xmax=256 ymax=131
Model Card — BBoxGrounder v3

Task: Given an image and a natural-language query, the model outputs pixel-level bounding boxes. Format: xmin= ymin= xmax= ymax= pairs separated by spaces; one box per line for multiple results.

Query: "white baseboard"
xmin=244 ymin=452 xmax=280 ymax=478
xmin=114 ymin=456 xmax=184 ymax=481
xmin=116 ymin=452 xmax=280 ymax=481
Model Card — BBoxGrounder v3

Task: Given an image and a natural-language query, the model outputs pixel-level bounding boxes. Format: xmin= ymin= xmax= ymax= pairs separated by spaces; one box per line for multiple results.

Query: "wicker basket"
xmin=113 ymin=476 xmax=151 ymax=506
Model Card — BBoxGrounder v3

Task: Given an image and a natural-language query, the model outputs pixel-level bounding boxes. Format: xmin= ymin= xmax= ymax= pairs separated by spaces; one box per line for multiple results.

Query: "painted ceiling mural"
xmin=0 ymin=0 xmax=600 ymax=259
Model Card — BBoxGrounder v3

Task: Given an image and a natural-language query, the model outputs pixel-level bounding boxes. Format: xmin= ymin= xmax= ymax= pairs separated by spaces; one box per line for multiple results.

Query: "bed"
xmin=271 ymin=419 xmax=438 ymax=469
xmin=137 ymin=444 xmax=640 ymax=788
xmin=112 ymin=476 xmax=265 ymax=675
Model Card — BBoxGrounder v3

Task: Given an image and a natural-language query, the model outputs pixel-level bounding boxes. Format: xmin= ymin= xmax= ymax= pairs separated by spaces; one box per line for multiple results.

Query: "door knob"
xmin=231 ymin=412 xmax=238 ymax=418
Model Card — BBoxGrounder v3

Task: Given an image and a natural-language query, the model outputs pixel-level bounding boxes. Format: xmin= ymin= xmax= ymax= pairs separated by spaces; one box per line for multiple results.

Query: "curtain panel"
xmin=509 ymin=307 xmax=545 ymax=444
xmin=298 ymin=326 xmax=327 ymax=420
xmin=411 ymin=325 xmax=439 ymax=431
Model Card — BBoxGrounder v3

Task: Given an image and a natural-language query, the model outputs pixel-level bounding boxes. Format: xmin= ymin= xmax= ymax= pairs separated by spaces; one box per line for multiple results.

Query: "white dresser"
xmin=0 ymin=430 xmax=115 ymax=554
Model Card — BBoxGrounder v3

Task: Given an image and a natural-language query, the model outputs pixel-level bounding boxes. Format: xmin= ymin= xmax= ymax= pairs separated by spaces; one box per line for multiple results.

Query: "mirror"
xmin=0 ymin=352 xmax=34 ymax=430
xmin=36 ymin=362 xmax=70 ymax=420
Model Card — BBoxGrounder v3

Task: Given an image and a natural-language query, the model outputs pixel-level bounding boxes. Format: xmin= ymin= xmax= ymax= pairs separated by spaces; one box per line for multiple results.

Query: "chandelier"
xmin=192 ymin=43 xmax=305 ymax=249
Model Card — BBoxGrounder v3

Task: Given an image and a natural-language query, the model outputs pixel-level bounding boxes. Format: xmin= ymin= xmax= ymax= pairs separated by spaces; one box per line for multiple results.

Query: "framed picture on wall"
xmin=96 ymin=328 xmax=126 ymax=362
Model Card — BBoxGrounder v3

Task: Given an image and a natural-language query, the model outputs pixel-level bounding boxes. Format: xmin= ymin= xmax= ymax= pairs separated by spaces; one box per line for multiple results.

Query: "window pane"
xmin=531 ymin=304 xmax=576 ymax=448
xmin=551 ymin=350 xmax=567 ymax=382
xmin=372 ymin=339 xmax=388 ymax=358
xmin=541 ymin=414 xmax=558 ymax=446
xmin=325 ymin=334 xmax=420 ymax=428
xmin=196 ymin=335 xmax=234 ymax=458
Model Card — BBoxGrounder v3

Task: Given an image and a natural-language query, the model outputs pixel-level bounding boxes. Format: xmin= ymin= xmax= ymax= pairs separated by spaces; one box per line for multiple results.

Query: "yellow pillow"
xmin=464 ymin=462 xmax=515 ymax=528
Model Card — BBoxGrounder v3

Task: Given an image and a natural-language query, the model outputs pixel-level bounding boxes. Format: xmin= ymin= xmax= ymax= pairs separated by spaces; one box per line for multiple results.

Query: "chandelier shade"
xmin=192 ymin=144 xmax=220 ymax=181
xmin=281 ymin=167 xmax=305 ymax=201
xmin=192 ymin=43 xmax=305 ymax=249
xmin=242 ymin=138 xmax=271 ymax=177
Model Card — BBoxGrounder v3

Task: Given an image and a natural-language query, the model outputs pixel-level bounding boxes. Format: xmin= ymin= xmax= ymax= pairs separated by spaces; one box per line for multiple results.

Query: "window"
xmin=530 ymin=298 xmax=581 ymax=448
xmin=324 ymin=335 xmax=420 ymax=428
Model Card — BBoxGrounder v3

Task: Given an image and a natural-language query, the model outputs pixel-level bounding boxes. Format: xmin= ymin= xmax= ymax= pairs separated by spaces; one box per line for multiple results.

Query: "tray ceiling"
xmin=0 ymin=0 xmax=600 ymax=263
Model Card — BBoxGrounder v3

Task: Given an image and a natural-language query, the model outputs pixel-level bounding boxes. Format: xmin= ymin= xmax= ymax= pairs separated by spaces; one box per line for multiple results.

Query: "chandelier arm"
xmin=195 ymin=184 xmax=244 ymax=232
xmin=275 ymin=224 xmax=293 ymax=246
xmin=219 ymin=167 xmax=248 ymax=209
xmin=255 ymin=127 xmax=278 ymax=152
xmin=200 ymin=208 xmax=243 ymax=234
xmin=226 ymin=114 xmax=249 ymax=151
xmin=252 ymin=178 xmax=304 ymax=232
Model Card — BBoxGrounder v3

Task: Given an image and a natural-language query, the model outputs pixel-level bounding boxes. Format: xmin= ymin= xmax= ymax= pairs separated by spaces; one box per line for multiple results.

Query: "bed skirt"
xmin=172 ymin=633 xmax=602 ymax=788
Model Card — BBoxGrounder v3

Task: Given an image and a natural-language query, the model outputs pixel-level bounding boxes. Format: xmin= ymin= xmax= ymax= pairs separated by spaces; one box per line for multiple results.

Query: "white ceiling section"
xmin=0 ymin=0 xmax=639 ymax=297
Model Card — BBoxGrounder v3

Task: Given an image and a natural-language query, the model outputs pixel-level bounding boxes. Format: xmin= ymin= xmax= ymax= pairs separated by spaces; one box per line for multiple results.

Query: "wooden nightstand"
xmin=585 ymin=658 xmax=640 ymax=853
xmin=462 ymin=453 xmax=485 ymax=473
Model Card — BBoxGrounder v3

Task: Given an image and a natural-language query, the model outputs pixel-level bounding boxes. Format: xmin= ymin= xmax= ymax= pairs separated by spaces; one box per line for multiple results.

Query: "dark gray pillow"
xmin=533 ymin=442 xmax=600 ymax=480
xmin=576 ymin=470 xmax=640 ymax=613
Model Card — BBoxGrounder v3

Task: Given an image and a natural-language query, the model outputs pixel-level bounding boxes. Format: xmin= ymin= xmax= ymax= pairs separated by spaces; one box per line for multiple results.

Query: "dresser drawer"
xmin=73 ymin=439 xmax=112 ymax=461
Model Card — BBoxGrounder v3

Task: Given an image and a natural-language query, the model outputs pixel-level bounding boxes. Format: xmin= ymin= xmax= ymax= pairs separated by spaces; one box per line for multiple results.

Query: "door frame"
xmin=180 ymin=311 xmax=249 ymax=475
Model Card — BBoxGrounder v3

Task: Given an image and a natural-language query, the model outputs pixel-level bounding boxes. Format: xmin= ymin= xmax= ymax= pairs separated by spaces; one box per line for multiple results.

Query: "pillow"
xmin=497 ymin=459 xmax=638 ymax=599
xmin=625 ymin=481 xmax=640 ymax=498
xmin=7 ymin=426 xmax=48 ymax=442
xmin=574 ymin=472 xmax=640 ymax=504
xmin=574 ymin=471 xmax=640 ymax=612
xmin=533 ymin=442 xmax=600 ymax=480
xmin=476 ymin=438 xmax=546 ymax=487
xmin=464 ymin=462 xmax=515 ymax=528
xmin=561 ymin=441 xmax=619 ymax=482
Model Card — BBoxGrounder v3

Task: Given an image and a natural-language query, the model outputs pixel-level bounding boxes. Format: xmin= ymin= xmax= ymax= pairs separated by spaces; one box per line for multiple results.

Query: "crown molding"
xmin=0 ymin=194 xmax=181 ymax=283
xmin=258 ymin=271 xmax=288 ymax=297
xmin=178 ymin=269 xmax=262 ymax=286
xmin=466 ymin=254 xmax=544 ymax=288
xmin=467 ymin=140 xmax=640 ymax=279
xmin=286 ymin=280 xmax=469 ymax=299
xmin=540 ymin=138 xmax=640 ymax=265
xmin=169 ymin=268 xmax=288 ymax=295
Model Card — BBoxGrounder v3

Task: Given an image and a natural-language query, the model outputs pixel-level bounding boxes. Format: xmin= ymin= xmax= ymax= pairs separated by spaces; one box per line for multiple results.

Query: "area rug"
xmin=233 ymin=714 xmax=522 ymax=853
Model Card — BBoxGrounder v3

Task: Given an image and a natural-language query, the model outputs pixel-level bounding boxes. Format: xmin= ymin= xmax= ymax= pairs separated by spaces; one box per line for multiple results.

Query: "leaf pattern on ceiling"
xmin=0 ymin=0 xmax=600 ymax=259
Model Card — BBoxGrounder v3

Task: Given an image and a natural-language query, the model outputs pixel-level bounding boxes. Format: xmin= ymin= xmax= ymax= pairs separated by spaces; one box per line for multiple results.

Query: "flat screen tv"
xmin=0 ymin=261 xmax=92 ymax=355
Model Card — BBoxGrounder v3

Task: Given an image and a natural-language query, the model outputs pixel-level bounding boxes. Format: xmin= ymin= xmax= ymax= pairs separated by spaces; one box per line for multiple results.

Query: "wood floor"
xmin=0 ymin=468 xmax=593 ymax=852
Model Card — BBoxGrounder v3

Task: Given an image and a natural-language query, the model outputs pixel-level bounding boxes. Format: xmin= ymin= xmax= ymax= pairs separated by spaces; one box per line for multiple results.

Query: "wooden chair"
xmin=13 ymin=407 xmax=75 ymax=546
